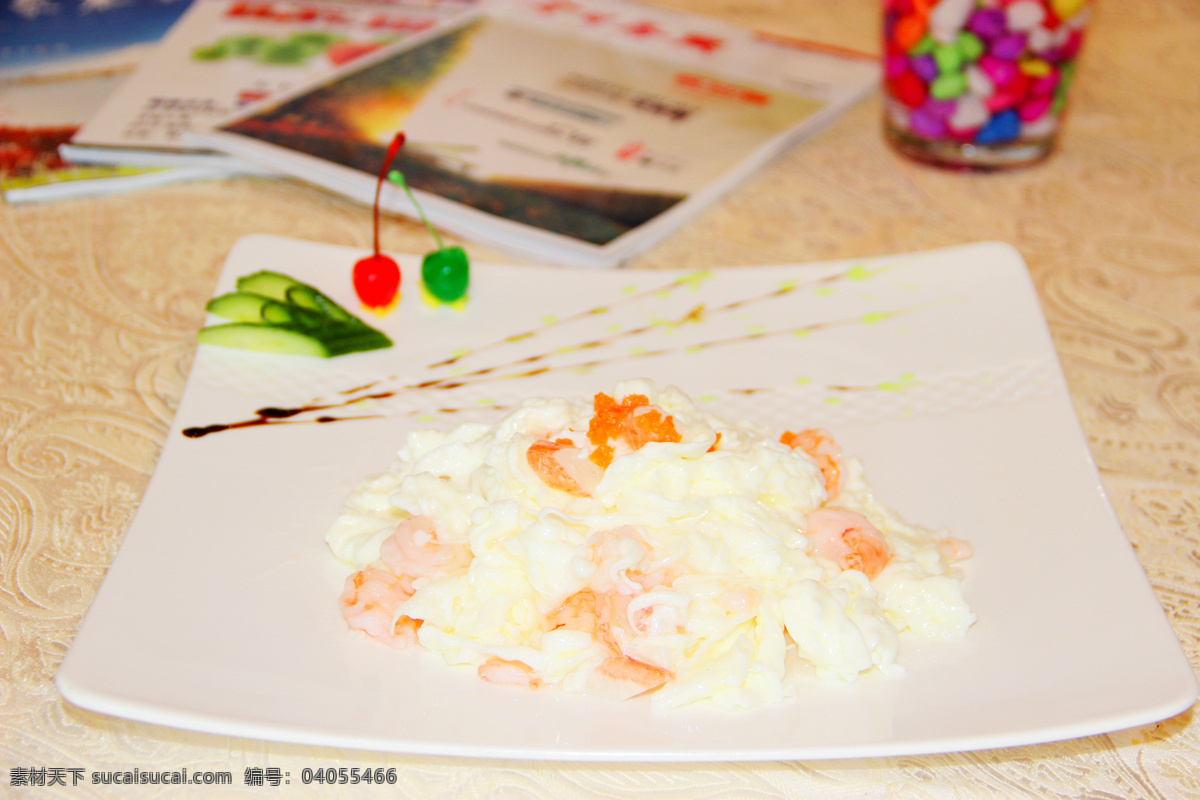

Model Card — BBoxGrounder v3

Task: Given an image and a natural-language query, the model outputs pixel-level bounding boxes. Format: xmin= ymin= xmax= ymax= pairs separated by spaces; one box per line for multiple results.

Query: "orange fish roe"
xmin=587 ymin=392 xmax=682 ymax=468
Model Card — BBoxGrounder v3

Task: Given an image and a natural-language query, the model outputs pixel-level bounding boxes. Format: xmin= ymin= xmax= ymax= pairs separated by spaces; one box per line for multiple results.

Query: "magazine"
xmin=190 ymin=0 xmax=877 ymax=268
xmin=63 ymin=0 xmax=478 ymax=170
xmin=0 ymin=0 xmax=209 ymax=203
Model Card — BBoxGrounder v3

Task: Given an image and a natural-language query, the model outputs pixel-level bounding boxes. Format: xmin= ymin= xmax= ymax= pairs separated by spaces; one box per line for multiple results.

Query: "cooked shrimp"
xmin=586 ymin=655 xmax=671 ymax=700
xmin=393 ymin=615 xmax=423 ymax=648
xmin=478 ymin=657 xmax=542 ymax=689
xmin=718 ymin=586 xmax=761 ymax=614
xmin=339 ymin=568 xmax=414 ymax=645
xmin=527 ymin=438 xmax=603 ymax=497
xmin=626 ymin=590 xmax=690 ymax=636
xmin=546 ymin=587 xmax=637 ymax=665
xmin=939 ymin=537 xmax=974 ymax=563
xmin=594 ymin=590 xmax=635 ymax=656
xmin=781 ymin=428 xmax=844 ymax=498
xmin=546 ymin=589 xmax=600 ymax=636
xmin=588 ymin=525 xmax=673 ymax=595
xmin=804 ymin=507 xmax=890 ymax=580
xmin=379 ymin=514 xmax=471 ymax=592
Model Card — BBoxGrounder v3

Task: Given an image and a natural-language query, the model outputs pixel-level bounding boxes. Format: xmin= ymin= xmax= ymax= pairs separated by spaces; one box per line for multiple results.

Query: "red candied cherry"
xmin=353 ymin=253 xmax=400 ymax=311
xmin=353 ymin=132 xmax=406 ymax=313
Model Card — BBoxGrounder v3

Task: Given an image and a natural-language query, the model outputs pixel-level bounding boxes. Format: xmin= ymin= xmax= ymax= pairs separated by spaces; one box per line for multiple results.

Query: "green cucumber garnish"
xmin=284 ymin=284 xmax=354 ymax=323
xmin=235 ymin=271 xmax=307 ymax=302
xmin=199 ymin=271 xmax=392 ymax=358
xmin=197 ymin=323 xmax=332 ymax=357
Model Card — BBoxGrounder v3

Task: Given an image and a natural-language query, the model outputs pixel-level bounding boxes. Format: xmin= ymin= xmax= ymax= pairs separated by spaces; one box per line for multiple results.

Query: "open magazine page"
xmin=193 ymin=0 xmax=877 ymax=266
xmin=0 ymin=0 xmax=199 ymax=202
xmin=65 ymin=0 xmax=478 ymax=168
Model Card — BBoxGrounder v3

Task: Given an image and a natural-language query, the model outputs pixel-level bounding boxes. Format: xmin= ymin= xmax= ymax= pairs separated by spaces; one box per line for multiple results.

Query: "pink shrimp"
xmin=781 ymin=428 xmax=844 ymax=498
xmin=544 ymin=589 xmax=638 ymax=662
xmin=939 ymin=536 xmax=974 ymax=563
xmin=626 ymin=591 xmax=689 ymax=636
xmin=585 ymin=655 xmax=672 ymax=700
xmin=339 ymin=568 xmax=416 ymax=647
xmin=804 ymin=507 xmax=890 ymax=580
xmin=543 ymin=588 xmax=673 ymax=700
xmin=391 ymin=615 xmax=423 ymax=647
xmin=718 ymin=586 xmax=761 ymax=615
xmin=478 ymin=657 xmax=542 ymax=689
xmin=526 ymin=438 xmax=604 ymax=497
xmin=587 ymin=526 xmax=673 ymax=595
xmin=546 ymin=589 xmax=601 ymax=636
xmin=379 ymin=514 xmax=471 ymax=593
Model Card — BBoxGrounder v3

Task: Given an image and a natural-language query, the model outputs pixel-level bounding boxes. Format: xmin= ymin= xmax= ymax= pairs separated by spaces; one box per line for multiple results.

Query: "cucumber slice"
xmin=206 ymin=292 xmax=334 ymax=329
xmin=206 ymin=292 xmax=271 ymax=322
xmin=260 ymin=301 xmax=298 ymax=325
xmin=260 ymin=299 xmax=334 ymax=329
xmin=235 ymin=272 xmax=355 ymax=323
xmin=196 ymin=323 xmax=331 ymax=357
xmin=204 ymin=271 xmax=393 ymax=357
xmin=197 ymin=322 xmax=392 ymax=357
xmin=285 ymin=284 xmax=354 ymax=323
xmin=235 ymin=271 xmax=306 ymax=303
xmin=317 ymin=326 xmax=393 ymax=356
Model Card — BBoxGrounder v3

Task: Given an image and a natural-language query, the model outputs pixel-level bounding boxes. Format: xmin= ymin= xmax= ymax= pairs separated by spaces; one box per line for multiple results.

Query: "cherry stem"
xmin=372 ymin=132 xmax=407 ymax=257
xmin=389 ymin=169 xmax=445 ymax=251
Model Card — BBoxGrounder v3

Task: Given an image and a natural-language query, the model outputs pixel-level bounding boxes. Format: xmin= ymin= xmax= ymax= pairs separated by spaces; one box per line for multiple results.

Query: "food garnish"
xmin=198 ymin=270 xmax=391 ymax=357
xmin=386 ymin=166 xmax=469 ymax=307
xmin=352 ymin=132 xmax=406 ymax=314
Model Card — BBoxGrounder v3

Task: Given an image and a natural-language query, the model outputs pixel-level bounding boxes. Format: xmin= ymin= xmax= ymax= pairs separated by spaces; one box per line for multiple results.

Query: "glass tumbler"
xmin=882 ymin=0 xmax=1093 ymax=170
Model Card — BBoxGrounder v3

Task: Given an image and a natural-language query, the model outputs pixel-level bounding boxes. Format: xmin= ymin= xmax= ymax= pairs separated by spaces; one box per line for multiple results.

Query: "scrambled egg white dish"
xmin=326 ymin=380 xmax=974 ymax=711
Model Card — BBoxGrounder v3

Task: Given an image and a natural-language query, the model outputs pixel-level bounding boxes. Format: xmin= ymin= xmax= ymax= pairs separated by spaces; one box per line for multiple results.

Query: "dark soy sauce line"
xmin=182 ymin=394 xmax=395 ymax=438
xmin=428 ymin=260 xmax=890 ymax=370
xmin=182 ymin=303 xmax=934 ymax=438
xmin=404 ymin=307 xmax=923 ymax=392
xmin=427 ymin=269 xmax=715 ymax=368
xmin=403 ymin=401 xmax=515 ymax=416
xmin=183 ymin=262 xmax=926 ymax=438
xmin=408 ymin=305 xmax=702 ymax=388
xmin=410 ymin=263 xmax=864 ymax=387
xmin=330 ymin=271 xmax=718 ymax=398
xmin=182 ymin=391 xmax=518 ymax=439
xmin=182 ymin=412 xmax=384 ymax=438
xmin=332 ymin=260 xmax=881 ymax=402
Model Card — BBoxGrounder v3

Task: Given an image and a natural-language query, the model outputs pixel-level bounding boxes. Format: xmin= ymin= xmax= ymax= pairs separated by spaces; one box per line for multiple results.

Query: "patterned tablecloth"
xmin=3 ymin=0 xmax=1199 ymax=796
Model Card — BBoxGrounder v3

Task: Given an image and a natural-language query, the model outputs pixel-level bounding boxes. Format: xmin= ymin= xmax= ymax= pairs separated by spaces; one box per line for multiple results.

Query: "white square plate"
xmin=57 ymin=235 xmax=1196 ymax=761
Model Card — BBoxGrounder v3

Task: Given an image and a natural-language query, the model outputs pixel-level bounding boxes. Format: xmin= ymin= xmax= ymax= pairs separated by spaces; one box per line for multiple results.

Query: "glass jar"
xmin=882 ymin=0 xmax=1092 ymax=170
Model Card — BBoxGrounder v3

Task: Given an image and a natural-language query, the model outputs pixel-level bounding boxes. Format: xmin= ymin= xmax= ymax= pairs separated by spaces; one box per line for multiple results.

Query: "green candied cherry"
xmin=421 ymin=245 xmax=469 ymax=304
xmin=387 ymin=167 xmax=470 ymax=305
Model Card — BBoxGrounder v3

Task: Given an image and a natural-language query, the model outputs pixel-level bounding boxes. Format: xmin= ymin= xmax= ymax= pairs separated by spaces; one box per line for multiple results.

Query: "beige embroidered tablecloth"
xmin=3 ymin=0 xmax=1199 ymax=796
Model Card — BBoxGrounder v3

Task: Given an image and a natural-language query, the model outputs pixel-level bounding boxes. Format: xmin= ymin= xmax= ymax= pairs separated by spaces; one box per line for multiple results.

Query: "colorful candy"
xmin=883 ymin=0 xmax=1091 ymax=159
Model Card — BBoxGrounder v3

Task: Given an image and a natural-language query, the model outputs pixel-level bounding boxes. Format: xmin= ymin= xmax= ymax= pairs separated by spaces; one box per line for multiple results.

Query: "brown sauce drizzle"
xmin=427 ymin=266 xmax=858 ymax=371
xmin=184 ymin=261 xmax=924 ymax=438
xmin=426 ymin=270 xmax=713 ymax=368
xmin=182 ymin=394 xmax=394 ymax=438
